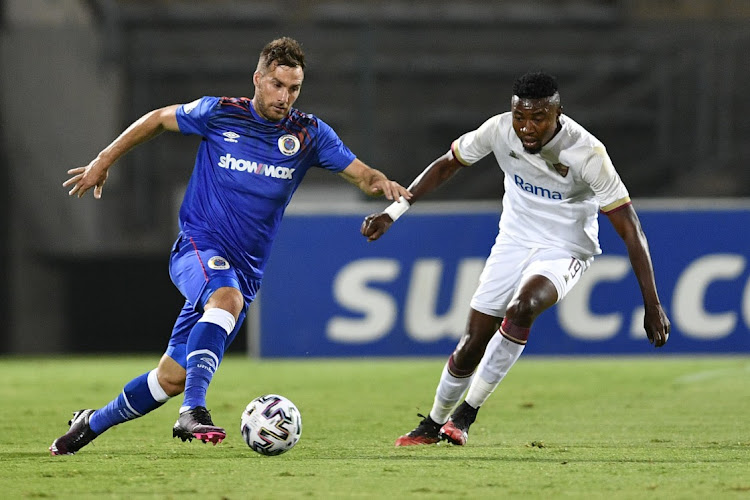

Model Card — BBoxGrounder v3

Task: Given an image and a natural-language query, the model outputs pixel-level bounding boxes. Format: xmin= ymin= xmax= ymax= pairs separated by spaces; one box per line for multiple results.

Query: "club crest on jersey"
xmin=548 ymin=162 xmax=570 ymax=177
xmin=278 ymin=134 xmax=300 ymax=156
xmin=207 ymin=256 xmax=230 ymax=270
xmin=223 ymin=131 xmax=240 ymax=143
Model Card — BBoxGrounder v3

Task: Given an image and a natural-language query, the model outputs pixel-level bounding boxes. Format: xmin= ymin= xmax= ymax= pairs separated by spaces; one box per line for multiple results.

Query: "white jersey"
xmin=452 ymin=113 xmax=630 ymax=259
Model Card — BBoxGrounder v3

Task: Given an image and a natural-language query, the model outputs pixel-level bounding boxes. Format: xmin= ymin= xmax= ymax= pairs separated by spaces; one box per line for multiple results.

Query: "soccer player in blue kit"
xmin=50 ymin=37 xmax=411 ymax=455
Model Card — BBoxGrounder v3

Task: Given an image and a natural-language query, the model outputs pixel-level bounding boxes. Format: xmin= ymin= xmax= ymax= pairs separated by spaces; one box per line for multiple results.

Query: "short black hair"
xmin=513 ymin=72 xmax=559 ymax=99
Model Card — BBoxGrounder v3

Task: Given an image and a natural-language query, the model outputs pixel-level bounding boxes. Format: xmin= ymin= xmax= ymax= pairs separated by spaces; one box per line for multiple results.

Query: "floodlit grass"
xmin=1 ymin=355 xmax=749 ymax=499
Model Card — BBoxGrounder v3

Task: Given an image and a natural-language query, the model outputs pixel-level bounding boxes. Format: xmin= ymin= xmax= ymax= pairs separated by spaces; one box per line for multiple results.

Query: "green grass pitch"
xmin=1 ymin=355 xmax=749 ymax=499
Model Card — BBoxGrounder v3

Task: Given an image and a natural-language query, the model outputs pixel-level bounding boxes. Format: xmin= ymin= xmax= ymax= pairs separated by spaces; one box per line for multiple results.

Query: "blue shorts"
xmin=165 ymin=231 xmax=261 ymax=368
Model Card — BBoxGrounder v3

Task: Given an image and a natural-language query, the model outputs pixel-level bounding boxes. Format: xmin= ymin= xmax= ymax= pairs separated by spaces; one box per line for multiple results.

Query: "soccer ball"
xmin=240 ymin=394 xmax=302 ymax=456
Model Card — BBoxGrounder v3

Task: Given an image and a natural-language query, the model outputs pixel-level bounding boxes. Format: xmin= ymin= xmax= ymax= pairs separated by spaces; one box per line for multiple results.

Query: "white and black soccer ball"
xmin=240 ymin=394 xmax=302 ymax=456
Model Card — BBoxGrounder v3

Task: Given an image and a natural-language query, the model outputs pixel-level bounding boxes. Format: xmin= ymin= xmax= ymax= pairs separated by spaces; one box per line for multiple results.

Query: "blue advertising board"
xmin=255 ymin=201 xmax=750 ymax=357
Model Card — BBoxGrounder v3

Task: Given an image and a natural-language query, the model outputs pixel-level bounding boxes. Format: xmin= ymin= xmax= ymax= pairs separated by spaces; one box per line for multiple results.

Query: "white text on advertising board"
xmin=326 ymin=254 xmax=750 ymax=343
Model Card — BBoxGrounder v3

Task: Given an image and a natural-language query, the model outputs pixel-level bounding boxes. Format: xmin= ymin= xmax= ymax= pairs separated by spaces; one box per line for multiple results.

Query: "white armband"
xmin=383 ymin=196 xmax=411 ymax=221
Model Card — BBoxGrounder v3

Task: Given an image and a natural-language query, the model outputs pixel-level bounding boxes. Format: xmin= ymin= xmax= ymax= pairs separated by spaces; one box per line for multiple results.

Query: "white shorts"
xmin=470 ymin=233 xmax=593 ymax=318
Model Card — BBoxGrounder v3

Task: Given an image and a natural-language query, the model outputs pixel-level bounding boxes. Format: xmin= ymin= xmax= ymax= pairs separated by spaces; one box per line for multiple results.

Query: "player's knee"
xmin=506 ymin=294 xmax=544 ymax=325
xmin=205 ymin=287 xmax=244 ymax=319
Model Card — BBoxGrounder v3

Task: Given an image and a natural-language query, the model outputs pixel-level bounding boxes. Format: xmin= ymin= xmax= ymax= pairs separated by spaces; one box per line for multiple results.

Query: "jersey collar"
xmin=539 ymin=115 xmax=568 ymax=163
xmin=249 ymin=99 xmax=290 ymax=126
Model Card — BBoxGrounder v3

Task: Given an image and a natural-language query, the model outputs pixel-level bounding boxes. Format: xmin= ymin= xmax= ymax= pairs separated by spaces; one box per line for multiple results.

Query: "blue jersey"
xmin=175 ymin=96 xmax=356 ymax=279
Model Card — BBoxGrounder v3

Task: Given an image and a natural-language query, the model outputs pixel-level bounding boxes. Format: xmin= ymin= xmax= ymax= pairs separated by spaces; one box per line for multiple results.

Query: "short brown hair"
xmin=257 ymin=37 xmax=306 ymax=73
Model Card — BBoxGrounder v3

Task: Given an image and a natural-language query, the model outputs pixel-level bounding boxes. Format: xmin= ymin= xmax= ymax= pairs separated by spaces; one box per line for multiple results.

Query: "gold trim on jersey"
xmin=601 ymin=196 xmax=632 ymax=214
xmin=451 ymin=141 xmax=472 ymax=166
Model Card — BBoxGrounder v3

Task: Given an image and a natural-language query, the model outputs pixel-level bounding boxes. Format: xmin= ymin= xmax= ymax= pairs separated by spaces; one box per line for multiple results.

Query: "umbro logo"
xmin=197 ymin=355 xmax=218 ymax=374
xmin=509 ymin=150 xmax=519 ymax=159
xmin=223 ymin=131 xmax=240 ymax=143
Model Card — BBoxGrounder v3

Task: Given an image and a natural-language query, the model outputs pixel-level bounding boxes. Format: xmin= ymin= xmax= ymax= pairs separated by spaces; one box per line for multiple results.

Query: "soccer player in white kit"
xmin=361 ymin=71 xmax=671 ymax=446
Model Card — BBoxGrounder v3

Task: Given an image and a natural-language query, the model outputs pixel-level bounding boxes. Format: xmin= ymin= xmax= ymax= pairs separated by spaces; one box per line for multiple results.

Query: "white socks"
xmin=429 ymin=361 xmax=474 ymax=424
xmin=428 ymin=329 xmax=526 ymax=423
xmin=465 ymin=332 xmax=525 ymax=408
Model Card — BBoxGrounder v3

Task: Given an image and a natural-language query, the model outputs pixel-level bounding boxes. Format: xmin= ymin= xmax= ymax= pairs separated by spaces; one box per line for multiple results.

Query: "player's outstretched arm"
xmin=63 ymin=104 xmax=181 ymax=199
xmin=338 ymin=159 xmax=412 ymax=201
xmin=606 ymin=204 xmax=671 ymax=347
xmin=360 ymin=150 xmax=464 ymax=242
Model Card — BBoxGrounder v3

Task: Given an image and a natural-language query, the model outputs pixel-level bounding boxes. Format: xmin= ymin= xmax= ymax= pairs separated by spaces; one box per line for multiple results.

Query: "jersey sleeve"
xmin=314 ymin=118 xmax=357 ymax=172
xmin=580 ymin=146 xmax=631 ymax=213
xmin=175 ymin=96 xmax=220 ymax=137
xmin=450 ymin=115 xmax=500 ymax=166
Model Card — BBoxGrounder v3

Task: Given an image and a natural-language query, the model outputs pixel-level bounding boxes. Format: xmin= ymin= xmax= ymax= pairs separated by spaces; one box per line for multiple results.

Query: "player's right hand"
xmin=63 ymin=160 xmax=109 ymax=199
xmin=361 ymin=212 xmax=394 ymax=242
xmin=644 ymin=303 xmax=670 ymax=348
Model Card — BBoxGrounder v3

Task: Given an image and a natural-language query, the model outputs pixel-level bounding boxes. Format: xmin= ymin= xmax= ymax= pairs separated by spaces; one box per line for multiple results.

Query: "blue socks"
xmin=89 ymin=370 xmax=170 ymax=435
xmin=180 ymin=308 xmax=236 ymax=413
xmin=88 ymin=308 xmax=236 ymax=434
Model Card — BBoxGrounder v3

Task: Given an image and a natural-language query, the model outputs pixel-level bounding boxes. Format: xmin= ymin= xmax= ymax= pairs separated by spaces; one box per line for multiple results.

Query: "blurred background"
xmin=1 ymin=0 xmax=748 ymax=355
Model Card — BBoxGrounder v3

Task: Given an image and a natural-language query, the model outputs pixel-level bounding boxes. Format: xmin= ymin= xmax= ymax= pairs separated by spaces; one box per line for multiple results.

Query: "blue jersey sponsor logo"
xmin=217 ymin=153 xmax=296 ymax=179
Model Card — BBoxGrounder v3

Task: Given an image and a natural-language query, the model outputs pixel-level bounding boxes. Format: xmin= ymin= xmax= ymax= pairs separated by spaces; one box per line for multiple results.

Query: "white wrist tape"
xmin=383 ymin=196 xmax=411 ymax=221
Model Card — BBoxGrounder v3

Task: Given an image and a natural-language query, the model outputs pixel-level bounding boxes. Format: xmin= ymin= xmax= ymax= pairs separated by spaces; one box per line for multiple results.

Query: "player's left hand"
xmin=368 ymin=179 xmax=412 ymax=202
xmin=360 ymin=212 xmax=394 ymax=242
xmin=643 ymin=304 xmax=670 ymax=348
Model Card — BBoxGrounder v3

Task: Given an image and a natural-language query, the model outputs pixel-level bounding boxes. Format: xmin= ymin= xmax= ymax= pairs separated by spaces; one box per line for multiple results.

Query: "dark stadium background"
xmin=1 ymin=0 xmax=748 ymax=354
